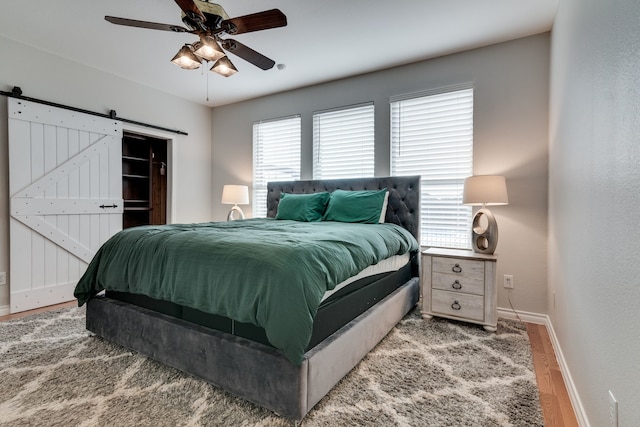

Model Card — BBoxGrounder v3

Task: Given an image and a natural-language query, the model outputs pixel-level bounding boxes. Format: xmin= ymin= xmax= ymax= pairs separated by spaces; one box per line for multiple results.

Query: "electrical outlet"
xmin=0 ymin=271 xmax=6 ymax=286
xmin=608 ymin=390 xmax=618 ymax=427
xmin=504 ymin=274 xmax=514 ymax=289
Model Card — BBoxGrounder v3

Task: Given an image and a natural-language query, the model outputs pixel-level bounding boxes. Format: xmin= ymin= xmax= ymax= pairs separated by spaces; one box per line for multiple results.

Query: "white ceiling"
xmin=0 ymin=0 xmax=557 ymax=107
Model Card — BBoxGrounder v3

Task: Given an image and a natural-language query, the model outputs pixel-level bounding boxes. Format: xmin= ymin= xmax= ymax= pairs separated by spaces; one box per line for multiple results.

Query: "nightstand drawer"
xmin=431 ymin=289 xmax=484 ymax=322
xmin=432 ymin=257 xmax=484 ymax=279
xmin=431 ymin=272 xmax=484 ymax=295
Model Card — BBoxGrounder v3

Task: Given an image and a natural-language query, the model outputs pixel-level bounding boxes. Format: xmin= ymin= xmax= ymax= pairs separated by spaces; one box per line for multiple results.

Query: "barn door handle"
xmin=99 ymin=204 xmax=118 ymax=209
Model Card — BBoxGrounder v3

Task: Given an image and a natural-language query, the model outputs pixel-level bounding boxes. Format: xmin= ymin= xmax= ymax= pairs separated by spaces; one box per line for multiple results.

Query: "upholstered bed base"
xmin=87 ymin=277 xmax=419 ymax=420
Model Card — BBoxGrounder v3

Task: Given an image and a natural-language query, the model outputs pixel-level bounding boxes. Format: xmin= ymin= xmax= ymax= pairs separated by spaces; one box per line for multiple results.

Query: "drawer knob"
xmin=452 ymin=263 xmax=462 ymax=273
xmin=451 ymin=300 xmax=462 ymax=310
xmin=451 ymin=280 xmax=462 ymax=290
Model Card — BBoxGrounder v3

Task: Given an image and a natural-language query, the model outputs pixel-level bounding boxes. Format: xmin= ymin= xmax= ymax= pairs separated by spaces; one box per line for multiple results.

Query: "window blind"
xmin=313 ymin=103 xmax=375 ymax=179
xmin=390 ymin=86 xmax=473 ymax=249
xmin=252 ymin=116 xmax=301 ymax=217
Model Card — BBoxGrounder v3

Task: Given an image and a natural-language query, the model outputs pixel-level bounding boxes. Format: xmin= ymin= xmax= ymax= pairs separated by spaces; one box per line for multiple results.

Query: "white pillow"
xmin=379 ymin=191 xmax=389 ymax=223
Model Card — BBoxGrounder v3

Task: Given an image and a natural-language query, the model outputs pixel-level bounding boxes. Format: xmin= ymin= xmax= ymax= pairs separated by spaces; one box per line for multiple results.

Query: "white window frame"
xmin=313 ymin=103 xmax=375 ymax=179
xmin=252 ymin=115 xmax=301 ymax=217
xmin=390 ymin=84 xmax=474 ymax=249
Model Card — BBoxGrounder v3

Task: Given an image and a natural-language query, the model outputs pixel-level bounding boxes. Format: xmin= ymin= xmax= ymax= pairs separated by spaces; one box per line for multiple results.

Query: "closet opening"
xmin=122 ymin=131 xmax=168 ymax=229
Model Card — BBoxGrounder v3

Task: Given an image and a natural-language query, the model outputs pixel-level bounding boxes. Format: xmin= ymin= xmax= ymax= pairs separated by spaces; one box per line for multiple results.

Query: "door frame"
xmin=122 ymin=123 xmax=176 ymax=224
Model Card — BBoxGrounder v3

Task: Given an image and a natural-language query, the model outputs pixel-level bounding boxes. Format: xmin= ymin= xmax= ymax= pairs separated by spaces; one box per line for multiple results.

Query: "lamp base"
xmin=226 ymin=205 xmax=245 ymax=221
xmin=471 ymin=207 xmax=498 ymax=254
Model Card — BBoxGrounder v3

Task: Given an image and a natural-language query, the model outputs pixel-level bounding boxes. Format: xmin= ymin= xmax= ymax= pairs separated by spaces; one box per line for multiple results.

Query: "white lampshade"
xmin=221 ymin=185 xmax=249 ymax=205
xmin=463 ymin=175 xmax=509 ymax=206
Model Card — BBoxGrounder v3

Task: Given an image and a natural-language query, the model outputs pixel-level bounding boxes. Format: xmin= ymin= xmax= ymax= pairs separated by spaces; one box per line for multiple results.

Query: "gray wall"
xmin=549 ymin=0 xmax=640 ymax=425
xmin=212 ymin=34 xmax=550 ymax=316
xmin=0 ymin=36 xmax=213 ymax=310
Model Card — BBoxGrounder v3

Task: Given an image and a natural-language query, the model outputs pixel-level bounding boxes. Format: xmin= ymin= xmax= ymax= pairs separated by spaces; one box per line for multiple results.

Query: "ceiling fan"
xmin=105 ymin=0 xmax=287 ymax=77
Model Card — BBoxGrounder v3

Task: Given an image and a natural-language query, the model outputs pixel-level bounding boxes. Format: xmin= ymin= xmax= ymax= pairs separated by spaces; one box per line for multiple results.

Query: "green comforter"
xmin=74 ymin=218 xmax=418 ymax=364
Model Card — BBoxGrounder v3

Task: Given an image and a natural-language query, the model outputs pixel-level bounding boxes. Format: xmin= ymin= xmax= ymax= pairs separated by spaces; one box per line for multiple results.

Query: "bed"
xmin=76 ymin=175 xmax=421 ymax=420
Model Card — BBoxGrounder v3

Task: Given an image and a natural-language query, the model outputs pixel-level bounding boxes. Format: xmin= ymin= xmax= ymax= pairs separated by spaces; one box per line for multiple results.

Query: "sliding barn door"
xmin=8 ymin=98 xmax=123 ymax=313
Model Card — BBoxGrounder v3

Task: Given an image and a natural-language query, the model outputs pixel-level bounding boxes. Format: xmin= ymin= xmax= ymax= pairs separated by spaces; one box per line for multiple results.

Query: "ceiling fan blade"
xmin=221 ymin=9 xmax=287 ymax=35
xmin=105 ymin=16 xmax=191 ymax=33
xmin=174 ymin=0 xmax=206 ymax=19
xmin=222 ymin=39 xmax=275 ymax=70
xmin=174 ymin=0 xmax=207 ymax=30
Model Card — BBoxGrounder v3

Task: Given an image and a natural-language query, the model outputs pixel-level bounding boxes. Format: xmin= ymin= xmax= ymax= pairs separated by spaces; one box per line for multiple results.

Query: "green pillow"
xmin=323 ymin=189 xmax=389 ymax=224
xmin=275 ymin=192 xmax=331 ymax=221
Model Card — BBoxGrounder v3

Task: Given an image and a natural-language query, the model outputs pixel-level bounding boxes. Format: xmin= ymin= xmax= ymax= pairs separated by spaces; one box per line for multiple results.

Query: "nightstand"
xmin=421 ymin=248 xmax=498 ymax=331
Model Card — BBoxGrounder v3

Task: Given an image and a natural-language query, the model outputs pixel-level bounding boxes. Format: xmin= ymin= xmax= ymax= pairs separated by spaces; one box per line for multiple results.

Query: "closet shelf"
xmin=122 ymin=155 xmax=148 ymax=162
xmin=124 ymin=207 xmax=152 ymax=212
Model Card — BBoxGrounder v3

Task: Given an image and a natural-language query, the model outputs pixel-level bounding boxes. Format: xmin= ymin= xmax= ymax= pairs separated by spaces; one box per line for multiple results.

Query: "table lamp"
xmin=463 ymin=175 xmax=508 ymax=254
xmin=221 ymin=184 xmax=249 ymax=221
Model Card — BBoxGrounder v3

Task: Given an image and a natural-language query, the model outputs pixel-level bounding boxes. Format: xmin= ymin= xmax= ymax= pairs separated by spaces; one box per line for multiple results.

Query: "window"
xmin=313 ymin=103 xmax=375 ymax=179
xmin=391 ymin=85 xmax=474 ymax=249
xmin=252 ymin=116 xmax=301 ymax=217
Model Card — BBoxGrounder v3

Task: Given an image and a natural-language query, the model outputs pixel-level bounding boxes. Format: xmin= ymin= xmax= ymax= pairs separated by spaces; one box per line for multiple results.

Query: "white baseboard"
xmin=0 ymin=305 xmax=9 ymax=316
xmin=497 ymin=306 xmax=547 ymax=324
xmin=498 ymin=306 xmax=589 ymax=427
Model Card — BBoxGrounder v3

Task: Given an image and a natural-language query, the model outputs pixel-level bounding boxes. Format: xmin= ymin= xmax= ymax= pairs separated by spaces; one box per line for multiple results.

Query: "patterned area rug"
xmin=0 ymin=306 xmax=543 ymax=426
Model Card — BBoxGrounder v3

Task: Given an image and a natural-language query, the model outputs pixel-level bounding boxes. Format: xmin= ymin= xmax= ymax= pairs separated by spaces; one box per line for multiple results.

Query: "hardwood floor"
xmin=0 ymin=300 xmax=76 ymax=321
xmin=1 ymin=303 xmax=579 ymax=426
xmin=528 ymin=322 xmax=579 ymax=427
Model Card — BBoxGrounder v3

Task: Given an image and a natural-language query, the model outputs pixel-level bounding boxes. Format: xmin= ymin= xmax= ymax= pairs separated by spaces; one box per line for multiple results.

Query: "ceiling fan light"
xmin=170 ymin=44 xmax=201 ymax=69
xmin=211 ymin=56 xmax=238 ymax=77
xmin=194 ymin=35 xmax=225 ymax=62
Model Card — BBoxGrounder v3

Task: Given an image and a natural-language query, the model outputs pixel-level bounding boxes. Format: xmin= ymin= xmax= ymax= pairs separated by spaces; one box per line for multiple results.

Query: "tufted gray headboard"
xmin=266 ymin=176 xmax=421 ymax=242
